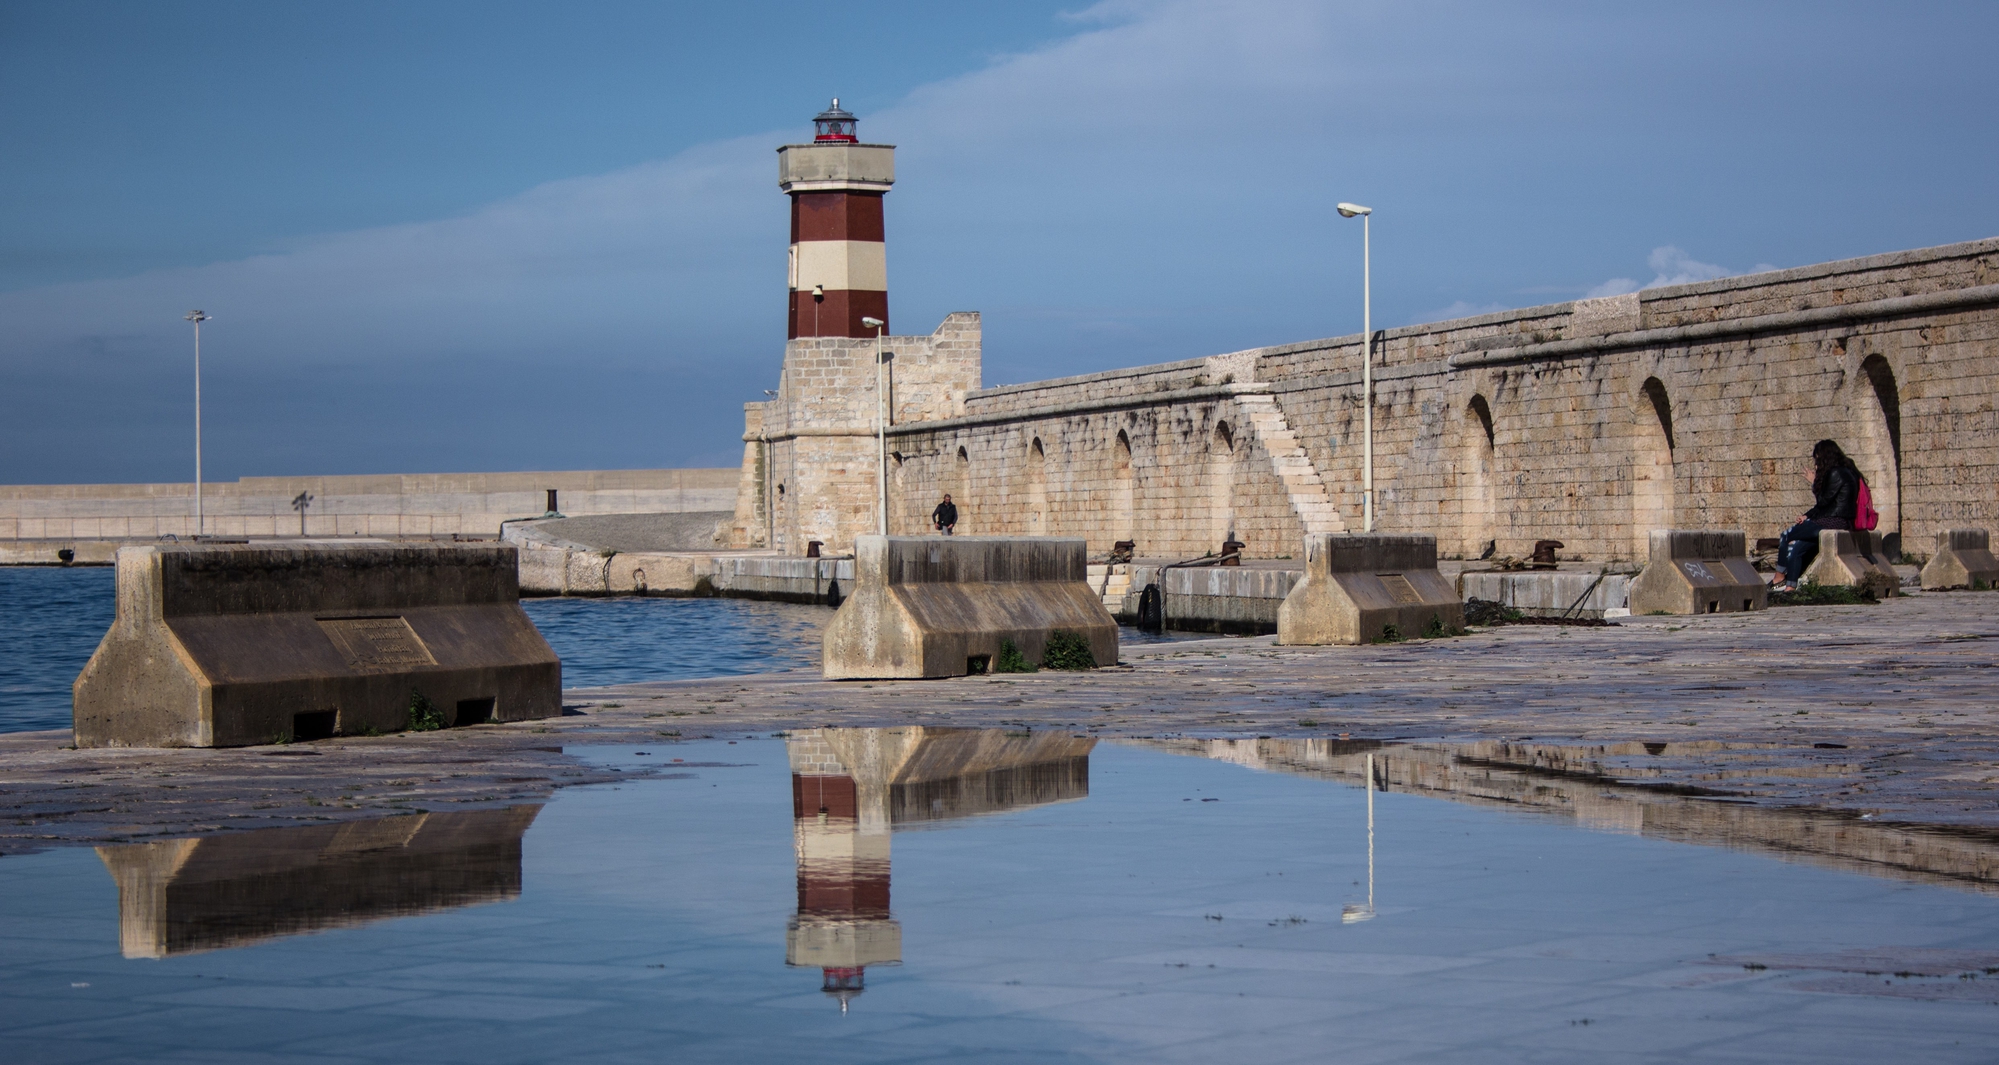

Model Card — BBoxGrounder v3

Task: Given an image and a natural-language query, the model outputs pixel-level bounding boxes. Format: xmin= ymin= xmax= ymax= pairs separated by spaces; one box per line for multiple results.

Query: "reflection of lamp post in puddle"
xmin=1343 ymin=752 xmax=1376 ymax=923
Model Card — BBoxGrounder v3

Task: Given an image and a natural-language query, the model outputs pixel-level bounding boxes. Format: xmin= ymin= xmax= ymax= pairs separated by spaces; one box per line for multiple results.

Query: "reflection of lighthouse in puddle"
xmin=784 ymin=727 xmax=1095 ymax=1011
xmin=788 ymin=770 xmax=900 ymax=1011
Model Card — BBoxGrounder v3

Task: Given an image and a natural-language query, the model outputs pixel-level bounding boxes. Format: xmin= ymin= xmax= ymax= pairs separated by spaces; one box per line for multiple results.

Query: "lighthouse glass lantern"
xmin=813 ymin=99 xmax=858 ymax=143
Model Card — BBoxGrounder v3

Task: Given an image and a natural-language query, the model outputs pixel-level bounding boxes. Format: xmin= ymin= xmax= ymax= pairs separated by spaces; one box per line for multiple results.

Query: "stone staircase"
xmin=1234 ymin=393 xmax=1346 ymax=535
xmin=1086 ymin=563 xmax=1134 ymax=615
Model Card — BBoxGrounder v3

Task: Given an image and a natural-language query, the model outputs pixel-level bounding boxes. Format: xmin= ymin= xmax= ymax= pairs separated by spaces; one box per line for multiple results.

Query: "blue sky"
xmin=3 ymin=1 xmax=1995 ymax=484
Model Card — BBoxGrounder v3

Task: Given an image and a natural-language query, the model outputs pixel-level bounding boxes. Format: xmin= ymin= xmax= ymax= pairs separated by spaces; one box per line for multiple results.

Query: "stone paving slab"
xmin=3 ymin=591 xmax=1998 ymax=852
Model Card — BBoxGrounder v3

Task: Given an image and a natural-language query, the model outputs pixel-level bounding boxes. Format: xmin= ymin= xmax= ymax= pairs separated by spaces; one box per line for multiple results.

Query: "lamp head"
xmin=1336 ymin=203 xmax=1372 ymax=218
xmin=861 ymin=316 xmax=885 ymax=330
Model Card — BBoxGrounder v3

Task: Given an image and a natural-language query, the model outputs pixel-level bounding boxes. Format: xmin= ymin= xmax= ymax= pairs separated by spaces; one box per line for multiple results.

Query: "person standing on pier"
xmin=932 ymin=494 xmax=958 ymax=535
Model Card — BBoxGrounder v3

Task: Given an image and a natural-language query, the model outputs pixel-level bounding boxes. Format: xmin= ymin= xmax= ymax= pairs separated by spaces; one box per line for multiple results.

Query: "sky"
xmin=3 ymin=1 xmax=1996 ymax=485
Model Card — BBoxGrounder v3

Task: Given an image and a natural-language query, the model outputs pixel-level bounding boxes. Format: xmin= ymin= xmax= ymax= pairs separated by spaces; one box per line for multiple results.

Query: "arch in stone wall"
xmin=954 ymin=445 xmax=970 ymax=527
xmin=1856 ymin=354 xmax=1902 ymax=544
xmin=1027 ymin=436 xmax=1048 ymax=536
xmin=1631 ymin=377 xmax=1676 ymax=560
xmin=1209 ymin=420 xmax=1235 ymax=548
xmin=1113 ymin=429 xmax=1134 ymax=541
xmin=1460 ymin=395 xmax=1496 ymax=558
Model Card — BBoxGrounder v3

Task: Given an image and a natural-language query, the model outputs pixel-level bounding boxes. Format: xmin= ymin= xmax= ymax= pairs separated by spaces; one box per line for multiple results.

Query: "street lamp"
xmin=861 ymin=316 xmax=889 ymax=537
xmin=1335 ymin=203 xmax=1374 ymax=532
xmin=183 ymin=310 xmax=210 ymax=537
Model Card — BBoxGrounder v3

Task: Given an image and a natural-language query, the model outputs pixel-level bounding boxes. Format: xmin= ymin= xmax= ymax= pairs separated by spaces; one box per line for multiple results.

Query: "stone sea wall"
xmin=1 ymin=468 xmax=738 ymax=543
xmin=781 ymin=237 xmax=1999 ymax=564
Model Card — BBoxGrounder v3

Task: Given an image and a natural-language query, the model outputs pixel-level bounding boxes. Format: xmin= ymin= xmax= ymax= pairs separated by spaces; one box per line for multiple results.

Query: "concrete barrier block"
xmin=1920 ymin=528 xmax=1999 ymax=590
xmin=73 ymin=543 xmax=561 ymax=748
xmin=1803 ymin=529 xmax=1900 ymax=593
xmin=1628 ymin=530 xmax=1766 ymax=615
xmin=1275 ymin=534 xmax=1462 ymax=645
xmin=823 ymin=536 xmax=1117 ymax=679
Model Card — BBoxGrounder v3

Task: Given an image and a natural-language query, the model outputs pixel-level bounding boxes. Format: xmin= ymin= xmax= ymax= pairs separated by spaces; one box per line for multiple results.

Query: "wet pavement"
xmin=4 ymin=591 xmax=1999 ymax=855
xmin=3 ymin=729 xmax=1997 ymax=1064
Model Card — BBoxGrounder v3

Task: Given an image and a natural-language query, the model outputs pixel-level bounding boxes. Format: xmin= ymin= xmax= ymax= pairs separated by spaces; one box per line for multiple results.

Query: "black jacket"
xmin=932 ymin=501 xmax=958 ymax=527
xmin=1804 ymin=464 xmax=1858 ymax=526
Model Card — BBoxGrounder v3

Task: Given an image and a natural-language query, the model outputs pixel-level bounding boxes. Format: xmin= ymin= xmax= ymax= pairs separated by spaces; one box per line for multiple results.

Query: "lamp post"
xmin=1336 ymin=203 xmax=1374 ymax=532
xmin=1342 ymin=751 xmax=1377 ymax=924
xmin=183 ymin=310 xmax=210 ymax=537
xmin=862 ymin=316 xmax=889 ymax=537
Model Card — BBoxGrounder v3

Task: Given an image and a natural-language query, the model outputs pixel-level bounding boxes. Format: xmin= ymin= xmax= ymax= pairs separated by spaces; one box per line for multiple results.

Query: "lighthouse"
xmin=779 ymin=99 xmax=894 ymax=339
xmin=724 ymin=102 xmax=980 ymax=556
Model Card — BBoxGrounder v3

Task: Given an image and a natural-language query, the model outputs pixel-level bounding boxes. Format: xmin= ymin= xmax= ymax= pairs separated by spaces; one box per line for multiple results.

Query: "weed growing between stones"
xmin=1462 ymin=598 xmax=1524 ymax=626
xmin=1040 ymin=630 xmax=1097 ymax=670
xmin=1421 ymin=615 xmax=1468 ymax=638
xmin=1770 ymin=581 xmax=1877 ymax=607
xmin=994 ymin=639 xmax=1037 ymax=673
xmin=1379 ymin=624 xmax=1402 ymax=643
xmin=407 ymin=691 xmax=446 ymax=732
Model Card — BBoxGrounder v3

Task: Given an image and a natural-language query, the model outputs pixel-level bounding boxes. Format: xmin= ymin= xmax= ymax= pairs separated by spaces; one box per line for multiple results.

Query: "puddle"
xmin=3 ymin=728 xmax=1998 ymax=1062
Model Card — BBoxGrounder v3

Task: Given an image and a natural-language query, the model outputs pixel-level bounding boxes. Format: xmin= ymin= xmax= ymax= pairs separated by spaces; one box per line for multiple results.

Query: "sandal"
xmin=1770 ymin=582 xmax=1798 ymax=594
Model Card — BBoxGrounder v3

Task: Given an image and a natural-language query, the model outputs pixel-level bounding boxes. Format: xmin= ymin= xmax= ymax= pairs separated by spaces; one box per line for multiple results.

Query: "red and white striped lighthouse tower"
xmin=779 ymin=100 xmax=895 ymax=339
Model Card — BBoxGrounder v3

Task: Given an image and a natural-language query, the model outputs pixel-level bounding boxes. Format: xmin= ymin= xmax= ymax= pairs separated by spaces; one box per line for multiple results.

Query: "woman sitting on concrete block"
xmin=1771 ymin=440 xmax=1862 ymax=593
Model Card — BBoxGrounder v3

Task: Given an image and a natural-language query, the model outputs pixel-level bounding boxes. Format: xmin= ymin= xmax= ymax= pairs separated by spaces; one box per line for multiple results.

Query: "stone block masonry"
xmin=738 ymin=238 xmax=1999 ymax=570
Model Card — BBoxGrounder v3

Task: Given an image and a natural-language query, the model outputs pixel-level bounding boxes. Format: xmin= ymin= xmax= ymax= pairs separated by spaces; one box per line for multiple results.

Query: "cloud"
xmin=1414 ymin=300 xmax=1511 ymax=324
xmin=1584 ymin=245 xmax=1766 ymax=300
xmin=1643 ymin=245 xmax=1731 ymax=287
xmin=1 ymin=0 xmax=1988 ymax=483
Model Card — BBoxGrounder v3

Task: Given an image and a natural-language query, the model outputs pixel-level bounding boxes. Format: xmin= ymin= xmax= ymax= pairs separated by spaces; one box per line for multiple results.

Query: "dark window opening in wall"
xmin=1214 ymin=421 xmax=1233 ymax=453
xmin=1030 ymin=437 xmax=1044 ymax=459
xmin=1640 ymin=377 xmax=1675 ymax=450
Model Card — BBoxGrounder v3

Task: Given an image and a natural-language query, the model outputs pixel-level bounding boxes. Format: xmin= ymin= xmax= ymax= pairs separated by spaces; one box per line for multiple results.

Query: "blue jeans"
xmin=1779 ymin=519 xmax=1848 ymax=582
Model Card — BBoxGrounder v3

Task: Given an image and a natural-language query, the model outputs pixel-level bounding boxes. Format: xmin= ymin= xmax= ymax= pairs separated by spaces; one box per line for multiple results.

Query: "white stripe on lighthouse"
xmin=789 ymin=240 xmax=888 ymax=293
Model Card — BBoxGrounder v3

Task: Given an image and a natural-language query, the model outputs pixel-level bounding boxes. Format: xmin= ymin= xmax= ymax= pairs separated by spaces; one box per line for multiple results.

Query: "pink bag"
xmin=1854 ymin=474 xmax=1879 ymax=531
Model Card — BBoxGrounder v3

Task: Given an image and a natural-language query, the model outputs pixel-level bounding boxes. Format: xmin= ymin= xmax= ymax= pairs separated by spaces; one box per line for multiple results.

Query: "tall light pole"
xmin=862 ymin=316 xmax=889 ymax=536
xmin=184 ymin=310 xmax=210 ymax=537
xmin=1336 ymin=203 xmax=1374 ymax=532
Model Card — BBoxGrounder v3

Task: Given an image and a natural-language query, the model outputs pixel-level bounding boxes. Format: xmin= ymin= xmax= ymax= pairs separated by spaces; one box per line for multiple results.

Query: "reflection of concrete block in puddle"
xmin=95 ymin=806 xmax=540 ymax=958
xmin=73 ymin=543 xmax=561 ymax=747
xmin=823 ymin=537 xmax=1117 ymax=679
xmin=1276 ymin=534 xmax=1461 ymax=645
xmin=786 ymin=916 xmax=903 ymax=970
xmin=1921 ymin=528 xmax=1999 ymax=591
xmin=1628 ymin=530 xmax=1766 ymax=615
